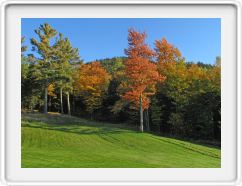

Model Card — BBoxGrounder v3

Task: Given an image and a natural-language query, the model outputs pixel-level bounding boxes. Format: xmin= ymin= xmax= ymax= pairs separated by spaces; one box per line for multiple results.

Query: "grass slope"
xmin=21 ymin=113 xmax=221 ymax=168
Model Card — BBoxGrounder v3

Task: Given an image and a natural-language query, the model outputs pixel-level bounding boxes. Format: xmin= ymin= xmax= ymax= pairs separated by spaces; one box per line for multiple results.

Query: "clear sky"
xmin=21 ymin=18 xmax=221 ymax=64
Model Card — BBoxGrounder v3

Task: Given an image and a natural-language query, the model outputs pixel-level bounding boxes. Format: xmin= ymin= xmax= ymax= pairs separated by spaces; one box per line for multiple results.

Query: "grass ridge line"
xmin=150 ymin=136 xmax=220 ymax=159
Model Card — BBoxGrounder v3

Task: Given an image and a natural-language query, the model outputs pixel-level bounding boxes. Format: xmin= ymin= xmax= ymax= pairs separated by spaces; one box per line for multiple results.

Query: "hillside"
xmin=21 ymin=113 xmax=221 ymax=168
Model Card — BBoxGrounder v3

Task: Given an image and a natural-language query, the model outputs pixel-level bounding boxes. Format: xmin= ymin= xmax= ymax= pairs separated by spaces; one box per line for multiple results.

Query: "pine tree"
xmin=31 ymin=23 xmax=57 ymax=113
xmin=150 ymin=96 xmax=162 ymax=127
xmin=53 ymin=33 xmax=80 ymax=115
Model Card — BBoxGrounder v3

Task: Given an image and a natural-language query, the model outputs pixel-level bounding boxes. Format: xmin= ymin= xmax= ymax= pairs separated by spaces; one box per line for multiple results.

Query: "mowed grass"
xmin=21 ymin=113 xmax=221 ymax=168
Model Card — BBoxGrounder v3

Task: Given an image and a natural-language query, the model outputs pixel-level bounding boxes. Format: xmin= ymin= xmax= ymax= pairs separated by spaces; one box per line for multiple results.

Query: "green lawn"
xmin=21 ymin=113 xmax=221 ymax=168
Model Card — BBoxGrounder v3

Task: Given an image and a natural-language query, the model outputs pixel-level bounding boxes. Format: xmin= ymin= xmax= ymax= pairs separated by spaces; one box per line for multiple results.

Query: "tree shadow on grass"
xmin=21 ymin=112 xmax=139 ymax=136
xmin=22 ymin=123 xmax=136 ymax=135
xmin=22 ymin=121 xmax=152 ymax=153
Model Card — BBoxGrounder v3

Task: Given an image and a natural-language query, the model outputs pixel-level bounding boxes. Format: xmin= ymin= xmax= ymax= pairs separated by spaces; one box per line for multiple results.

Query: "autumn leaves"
xmin=73 ymin=29 xmax=177 ymax=132
xmin=121 ymin=29 xmax=165 ymax=131
xmin=73 ymin=62 xmax=111 ymax=117
xmin=22 ymin=23 xmax=220 ymax=138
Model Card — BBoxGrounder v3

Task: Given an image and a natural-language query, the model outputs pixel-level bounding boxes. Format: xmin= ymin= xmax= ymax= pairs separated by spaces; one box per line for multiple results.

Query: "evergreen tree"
xmin=31 ymin=23 xmax=57 ymax=113
xmin=150 ymin=96 xmax=162 ymax=128
xmin=53 ymin=33 xmax=80 ymax=115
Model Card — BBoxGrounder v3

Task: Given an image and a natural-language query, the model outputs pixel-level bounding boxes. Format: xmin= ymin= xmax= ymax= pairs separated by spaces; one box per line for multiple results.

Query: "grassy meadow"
xmin=21 ymin=113 xmax=220 ymax=168
xmin=21 ymin=20 xmax=221 ymax=168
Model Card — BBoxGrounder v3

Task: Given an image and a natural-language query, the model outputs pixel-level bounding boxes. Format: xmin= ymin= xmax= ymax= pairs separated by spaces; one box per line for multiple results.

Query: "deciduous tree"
xmin=122 ymin=29 xmax=165 ymax=132
xmin=155 ymin=38 xmax=184 ymax=63
xmin=74 ymin=62 xmax=111 ymax=118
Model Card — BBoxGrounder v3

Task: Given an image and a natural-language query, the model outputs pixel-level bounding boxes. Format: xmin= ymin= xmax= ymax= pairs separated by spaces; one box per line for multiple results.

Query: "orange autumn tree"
xmin=155 ymin=38 xmax=183 ymax=63
xmin=155 ymin=38 xmax=188 ymax=106
xmin=122 ymin=29 xmax=165 ymax=132
xmin=73 ymin=62 xmax=111 ymax=118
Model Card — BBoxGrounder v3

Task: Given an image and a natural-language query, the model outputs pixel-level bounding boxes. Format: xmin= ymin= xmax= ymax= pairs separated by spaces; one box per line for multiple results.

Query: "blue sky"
xmin=21 ymin=18 xmax=221 ymax=64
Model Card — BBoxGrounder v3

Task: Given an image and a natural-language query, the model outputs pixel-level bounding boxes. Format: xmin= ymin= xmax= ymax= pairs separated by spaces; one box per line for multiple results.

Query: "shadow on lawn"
xmin=21 ymin=112 xmax=221 ymax=156
xmin=21 ymin=112 xmax=139 ymax=136
xmin=22 ymin=123 xmax=136 ymax=136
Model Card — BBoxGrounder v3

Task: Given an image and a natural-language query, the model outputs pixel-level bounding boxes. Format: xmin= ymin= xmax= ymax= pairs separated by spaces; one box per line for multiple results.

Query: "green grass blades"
xmin=21 ymin=113 xmax=221 ymax=168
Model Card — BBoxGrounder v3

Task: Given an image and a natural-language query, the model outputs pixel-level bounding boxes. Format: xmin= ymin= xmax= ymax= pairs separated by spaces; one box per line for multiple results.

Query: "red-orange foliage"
xmin=122 ymin=29 xmax=165 ymax=110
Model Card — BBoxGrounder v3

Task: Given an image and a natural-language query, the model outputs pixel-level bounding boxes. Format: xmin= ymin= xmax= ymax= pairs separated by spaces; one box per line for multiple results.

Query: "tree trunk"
xmin=49 ymin=97 xmax=52 ymax=112
xmin=67 ymin=91 xmax=71 ymax=115
xmin=146 ymin=109 xmax=150 ymax=131
xmin=90 ymin=112 xmax=94 ymax=120
xmin=72 ymin=93 xmax=75 ymax=113
xmin=144 ymin=108 xmax=147 ymax=129
xmin=60 ymin=87 xmax=64 ymax=114
xmin=44 ymin=87 xmax=48 ymax=114
xmin=140 ymin=94 xmax=143 ymax=132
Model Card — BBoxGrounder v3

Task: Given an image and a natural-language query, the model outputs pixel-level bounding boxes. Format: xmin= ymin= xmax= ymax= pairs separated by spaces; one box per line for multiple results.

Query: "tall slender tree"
xmin=31 ymin=23 xmax=57 ymax=113
xmin=122 ymin=29 xmax=165 ymax=132
xmin=53 ymin=33 xmax=80 ymax=115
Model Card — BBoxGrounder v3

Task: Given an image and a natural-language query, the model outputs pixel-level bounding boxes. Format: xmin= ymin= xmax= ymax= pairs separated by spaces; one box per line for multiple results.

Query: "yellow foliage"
xmin=73 ymin=62 xmax=111 ymax=113
xmin=47 ymin=84 xmax=56 ymax=97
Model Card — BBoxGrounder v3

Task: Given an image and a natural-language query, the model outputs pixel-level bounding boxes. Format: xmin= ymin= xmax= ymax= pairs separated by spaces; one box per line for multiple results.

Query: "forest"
xmin=21 ymin=23 xmax=221 ymax=146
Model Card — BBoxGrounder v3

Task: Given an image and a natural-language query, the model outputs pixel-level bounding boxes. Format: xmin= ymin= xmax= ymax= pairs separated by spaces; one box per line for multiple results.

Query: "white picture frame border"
xmin=0 ymin=0 xmax=241 ymax=186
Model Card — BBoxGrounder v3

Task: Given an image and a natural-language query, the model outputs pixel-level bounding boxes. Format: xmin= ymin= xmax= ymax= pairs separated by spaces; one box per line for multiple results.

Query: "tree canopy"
xmin=21 ymin=24 xmax=221 ymax=143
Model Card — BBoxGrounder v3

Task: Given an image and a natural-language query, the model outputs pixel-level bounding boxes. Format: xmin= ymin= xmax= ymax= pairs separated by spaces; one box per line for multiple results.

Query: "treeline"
xmin=22 ymin=23 xmax=221 ymax=143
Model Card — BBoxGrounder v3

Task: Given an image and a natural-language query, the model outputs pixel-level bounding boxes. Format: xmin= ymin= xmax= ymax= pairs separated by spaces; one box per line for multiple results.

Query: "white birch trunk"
xmin=60 ymin=87 xmax=64 ymax=114
xmin=67 ymin=91 xmax=71 ymax=115
xmin=146 ymin=109 xmax=150 ymax=131
xmin=140 ymin=94 xmax=143 ymax=132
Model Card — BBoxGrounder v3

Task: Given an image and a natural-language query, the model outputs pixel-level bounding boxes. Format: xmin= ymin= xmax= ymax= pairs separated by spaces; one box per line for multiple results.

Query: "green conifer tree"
xmin=31 ymin=23 xmax=57 ymax=113
xmin=53 ymin=33 xmax=80 ymax=115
